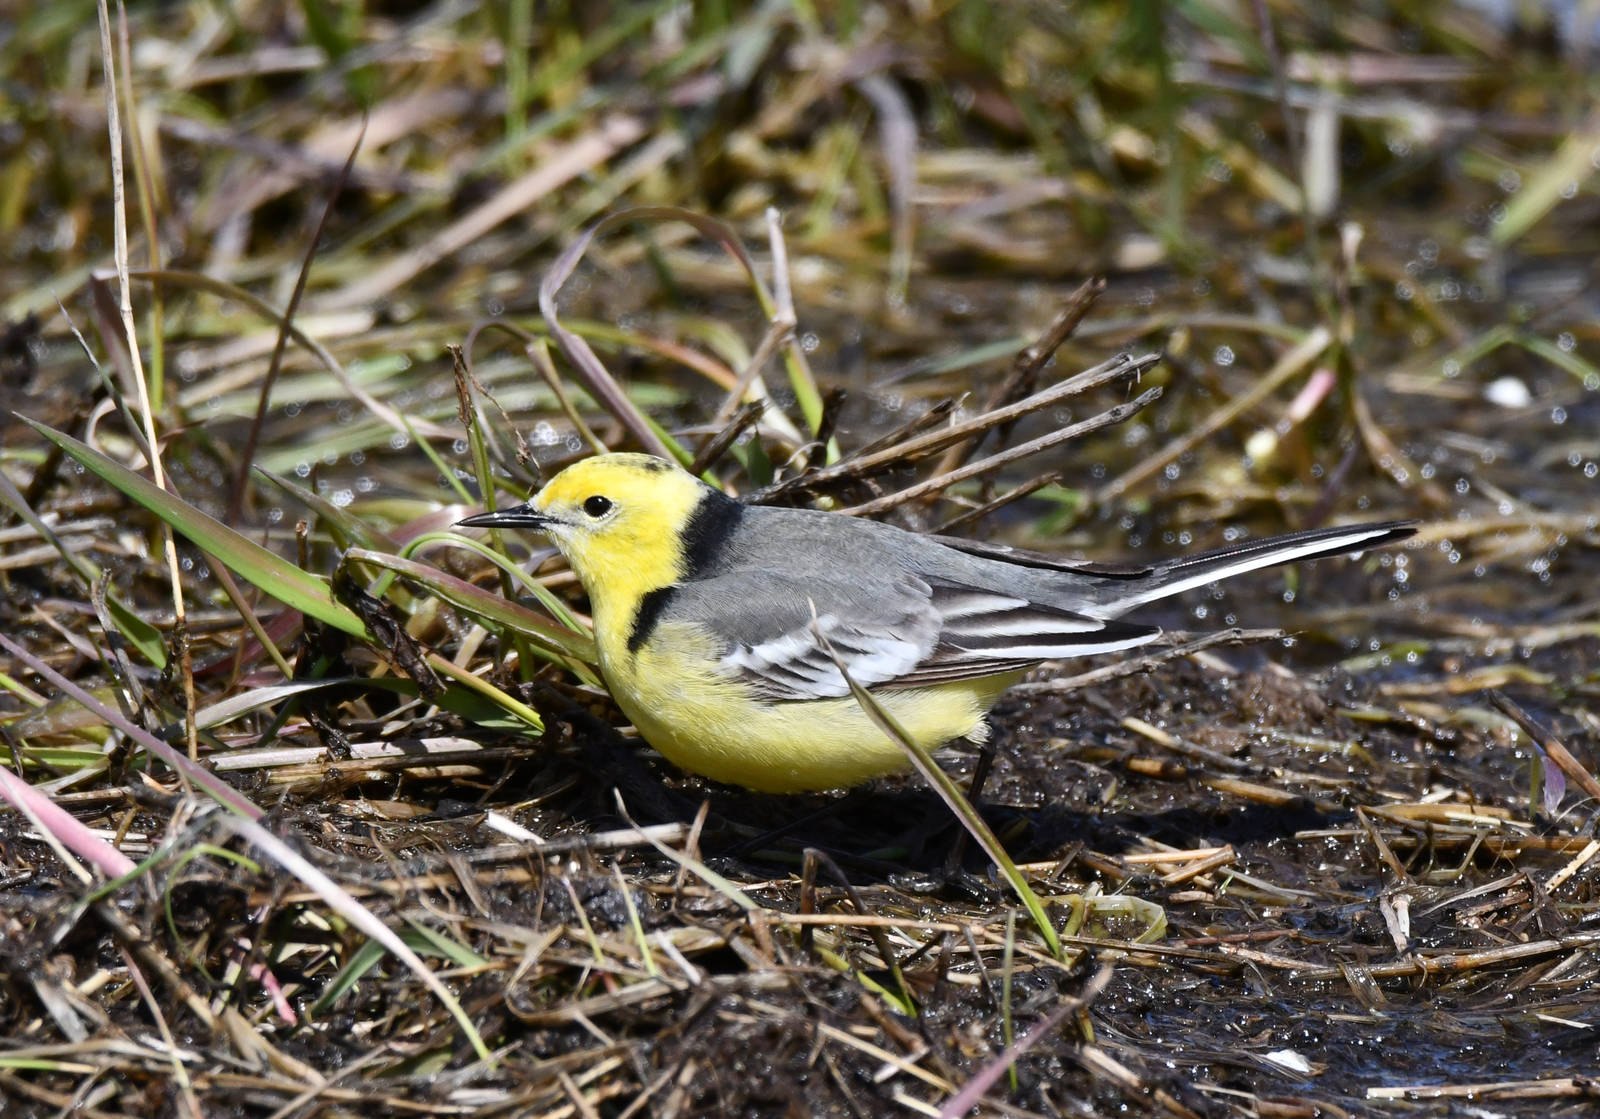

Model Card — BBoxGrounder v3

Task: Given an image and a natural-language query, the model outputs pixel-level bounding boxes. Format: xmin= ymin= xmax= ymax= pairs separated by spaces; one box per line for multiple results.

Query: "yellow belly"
xmin=600 ymin=621 xmax=1016 ymax=793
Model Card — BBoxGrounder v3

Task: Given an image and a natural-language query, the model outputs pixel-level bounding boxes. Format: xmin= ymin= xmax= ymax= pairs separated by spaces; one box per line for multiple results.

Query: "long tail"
xmin=1090 ymin=520 xmax=1417 ymax=617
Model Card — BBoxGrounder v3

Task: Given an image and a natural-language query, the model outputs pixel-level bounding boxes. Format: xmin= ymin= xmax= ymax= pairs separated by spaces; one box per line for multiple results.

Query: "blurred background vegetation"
xmin=2 ymin=2 xmax=1599 ymax=1116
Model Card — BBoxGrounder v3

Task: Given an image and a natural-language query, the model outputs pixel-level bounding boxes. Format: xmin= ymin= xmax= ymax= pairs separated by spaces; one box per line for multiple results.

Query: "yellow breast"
xmin=596 ymin=616 xmax=1013 ymax=793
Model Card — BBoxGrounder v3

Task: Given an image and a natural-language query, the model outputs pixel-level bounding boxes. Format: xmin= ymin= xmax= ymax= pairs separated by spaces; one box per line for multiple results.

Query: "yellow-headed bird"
xmin=459 ymin=454 xmax=1413 ymax=792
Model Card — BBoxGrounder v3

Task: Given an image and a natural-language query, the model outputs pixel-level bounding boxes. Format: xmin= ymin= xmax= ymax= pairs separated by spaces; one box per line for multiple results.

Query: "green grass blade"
xmin=24 ymin=419 xmax=367 ymax=638
xmin=256 ymin=467 xmax=402 ymax=553
xmin=0 ymin=459 xmax=167 ymax=667
xmin=815 ymin=624 xmax=1063 ymax=959
xmin=344 ymin=547 xmax=597 ymax=668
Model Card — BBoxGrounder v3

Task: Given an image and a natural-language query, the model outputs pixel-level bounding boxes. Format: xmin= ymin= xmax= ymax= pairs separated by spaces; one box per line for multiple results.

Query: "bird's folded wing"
xmin=904 ymin=581 xmax=1160 ymax=687
xmin=678 ymin=572 xmax=1159 ymax=702
xmin=699 ymin=572 xmax=940 ymax=702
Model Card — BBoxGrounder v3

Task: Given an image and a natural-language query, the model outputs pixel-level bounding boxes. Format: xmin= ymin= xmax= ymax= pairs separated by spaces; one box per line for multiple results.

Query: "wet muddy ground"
xmin=3 ymin=3 xmax=1599 ymax=1116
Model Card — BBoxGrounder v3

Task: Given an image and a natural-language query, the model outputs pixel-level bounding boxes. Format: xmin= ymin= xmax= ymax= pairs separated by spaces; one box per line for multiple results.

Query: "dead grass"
xmin=1 ymin=2 xmax=1599 ymax=1116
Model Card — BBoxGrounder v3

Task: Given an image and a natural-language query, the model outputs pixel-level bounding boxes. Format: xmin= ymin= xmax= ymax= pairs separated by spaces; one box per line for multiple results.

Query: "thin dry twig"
xmin=837 ymin=387 xmax=1161 ymax=516
xmin=930 ymin=276 xmax=1106 ymax=479
xmin=753 ymin=351 xmax=1160 ymax=503
xmin=228 ymin=119 xmax=367 ymax=524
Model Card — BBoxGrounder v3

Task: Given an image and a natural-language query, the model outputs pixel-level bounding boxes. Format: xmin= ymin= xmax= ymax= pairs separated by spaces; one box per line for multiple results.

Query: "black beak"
xmin=456 ymin=503 xmax=552 ymax=530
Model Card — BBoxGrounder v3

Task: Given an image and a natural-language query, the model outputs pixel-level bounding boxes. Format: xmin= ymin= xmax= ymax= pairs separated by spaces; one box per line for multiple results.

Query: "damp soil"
xmin=3 ymin=4 xmax=1600 ymax=1118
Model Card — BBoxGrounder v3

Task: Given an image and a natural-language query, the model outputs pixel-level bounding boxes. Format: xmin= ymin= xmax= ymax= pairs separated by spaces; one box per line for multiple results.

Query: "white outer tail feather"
xmin=1094 ymin=524 xmax=1406 ymax=617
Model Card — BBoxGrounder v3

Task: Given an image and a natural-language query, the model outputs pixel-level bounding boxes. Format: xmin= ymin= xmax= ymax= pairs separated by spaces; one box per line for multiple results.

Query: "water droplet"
xmin=1484 ymin=377 xmax=1530 ymax=408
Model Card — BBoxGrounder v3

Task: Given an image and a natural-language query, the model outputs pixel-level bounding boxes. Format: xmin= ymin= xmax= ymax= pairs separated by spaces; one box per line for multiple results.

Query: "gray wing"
xmin=665 ymin=569 xmax=1159 ymax=703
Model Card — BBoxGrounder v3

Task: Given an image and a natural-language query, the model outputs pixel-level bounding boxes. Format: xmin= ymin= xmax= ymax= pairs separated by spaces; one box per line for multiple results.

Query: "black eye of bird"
xmin=583 ymin=495 xmax=614 ymax=518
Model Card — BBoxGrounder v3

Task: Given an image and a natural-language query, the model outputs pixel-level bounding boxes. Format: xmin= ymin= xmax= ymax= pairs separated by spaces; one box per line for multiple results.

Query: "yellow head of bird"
xmin=458 ymin=453 xmax=708 ymax=600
